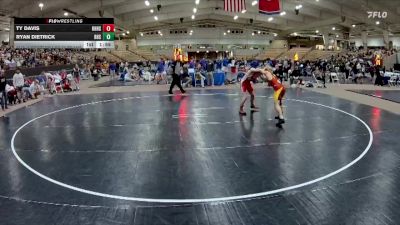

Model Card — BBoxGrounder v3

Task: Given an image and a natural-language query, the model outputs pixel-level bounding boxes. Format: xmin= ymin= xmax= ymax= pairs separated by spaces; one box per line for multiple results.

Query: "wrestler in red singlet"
xmin=268 ymin=75 xmax=286 ymax=105
xmin=241 ymin=71 xmax=262 ymax=94
xmin=263 ymin=68 xmax=286 ymax=128
xmin=239 ymin=69 xmax=263 ymax=115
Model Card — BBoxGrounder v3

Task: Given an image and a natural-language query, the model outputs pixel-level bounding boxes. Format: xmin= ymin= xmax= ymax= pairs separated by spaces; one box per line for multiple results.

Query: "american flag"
xmin=224 ymin=0 xmax=246 ymax=12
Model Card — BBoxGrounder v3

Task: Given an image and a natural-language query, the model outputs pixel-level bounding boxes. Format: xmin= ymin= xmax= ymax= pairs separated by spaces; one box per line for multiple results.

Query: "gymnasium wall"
xmin=350 ymin=36 xmax=400 ymax=48
xmin=114 ymin=39 xmax=137 ymax=50
xmin=136 ymin=28 xmax=273 ymax=47
xmin=0 ymin=31 xmax=9 ymax=42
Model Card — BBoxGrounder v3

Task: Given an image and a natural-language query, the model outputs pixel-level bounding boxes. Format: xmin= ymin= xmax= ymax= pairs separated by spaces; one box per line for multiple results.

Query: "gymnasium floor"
xmin=349 ymin=90 xmax=400 ymax=104
xmin=1 ymin=87 xmax=400 ymax=225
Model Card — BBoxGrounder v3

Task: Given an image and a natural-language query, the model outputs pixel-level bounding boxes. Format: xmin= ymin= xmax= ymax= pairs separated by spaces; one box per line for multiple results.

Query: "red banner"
xmin=259 ymin=0 xmax=281 ymax=15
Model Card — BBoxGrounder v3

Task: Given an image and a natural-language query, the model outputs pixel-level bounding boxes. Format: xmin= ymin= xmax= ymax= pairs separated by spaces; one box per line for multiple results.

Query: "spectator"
xmin=72 ymin=64 xmax=80 ymax=87
xmin=206 ymin=59 xmax=214 ymax=86
xmin=29 ymin=79 xmax=41 ymax=99
xmin=6 ymin=83 xmax=17 ymax=105
xmin=109 ymin=62 xmax=116 ymax=80
xmin=0 ymin=70 xmax=7 ymax=110
xmin=195 ymin=63 xmax=206 ymax=87
xmin=12 ymin=69 xmax=25 ymax=103
xmin=155 ymin=58 xmax=167 ymax=84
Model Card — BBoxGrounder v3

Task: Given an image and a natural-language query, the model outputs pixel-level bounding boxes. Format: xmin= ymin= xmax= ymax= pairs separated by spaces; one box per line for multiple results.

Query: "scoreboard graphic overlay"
xmin=14 ymin=18 xmax=115 ymax=49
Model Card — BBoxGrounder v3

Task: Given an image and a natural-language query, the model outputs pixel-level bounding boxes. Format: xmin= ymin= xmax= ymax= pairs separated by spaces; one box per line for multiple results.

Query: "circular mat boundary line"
xmin=10 ymin=93 xmax=373 ymax=203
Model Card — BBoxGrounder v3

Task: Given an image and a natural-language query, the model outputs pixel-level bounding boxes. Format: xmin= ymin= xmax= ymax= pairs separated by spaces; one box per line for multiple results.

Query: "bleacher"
xmin=87 ymin=51 xmax=121 ymax=62
xmin=134 ymin=49 xmax=161 ymax=61
xmin=278 ymin=47 xmax=312 ymax=60
xmin=255 ymin=48 xmax=286 ymax=60
xmin=111 ymin=50 xmax=146 ymax=62
xmin=234 ymin=54 xmax=257 ymax=60
xmin=304 ymin=50 xmax=342 ymax=61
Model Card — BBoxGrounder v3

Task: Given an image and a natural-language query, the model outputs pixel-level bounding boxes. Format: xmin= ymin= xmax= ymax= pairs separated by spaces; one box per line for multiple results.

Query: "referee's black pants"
xmin=169 ymin=74 xmax=185 ymax=93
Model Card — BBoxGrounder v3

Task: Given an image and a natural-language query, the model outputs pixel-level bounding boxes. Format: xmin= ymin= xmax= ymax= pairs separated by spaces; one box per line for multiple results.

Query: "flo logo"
xmin=367 ymin=11 xmax=388 ymax=19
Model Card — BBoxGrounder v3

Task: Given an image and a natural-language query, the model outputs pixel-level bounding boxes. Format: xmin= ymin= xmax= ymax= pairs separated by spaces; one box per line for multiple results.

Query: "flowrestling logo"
xmin=367 ymin=11 xmax=388 ymax=19
xmin=47 ymin=19 xmax=84 ymax=24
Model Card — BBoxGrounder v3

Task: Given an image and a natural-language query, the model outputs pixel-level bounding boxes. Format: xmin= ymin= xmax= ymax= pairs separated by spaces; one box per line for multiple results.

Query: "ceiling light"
xmin=191 ymin=15 xmax=195 ymax=20
xmin=225 ymin=50 xmax=229 ymax=53
xmin=154 ymin=16 xmax=158 ymax=20
xmin=280 ymin=11 xmax=286 ymax=16
xmin=241 ymin=9 xmax=246 ymax=13
xmin=293 ymin=32 xmax=298 ymax=36
xmin=295 ymin=5 xmax=302 ymax=10
xmin=268 ymin=17 xmax=273 ymax=22
xmin=5 ymin=28 xmax=10 ymax=31
xmin=257 ymin=30 xmax=261 ymax=34
xmin=227 ymin=30 xmax=231 ymax=33
xmin=64 ymin=12 xmax=68 ymax=16
xmin=196 ymin=50 xmax=200 ymax=53
xmin=190 ymin=30 xmax=193 ymax=33
xmin=316 ymin=0 xmax=319 ymax=2
xmin=144 ymin=0 xmax=150 ymax=6
xmin=216 ymin=50 xmax=219 ymax=53
xmin=376 ymin=21 xmax=380 ymax=25
xmin=122 ymin=33 xmax=126 ymax=36
xmin=224 ymin=32 xmax=227 ymax=35
xmin=140 ymin=32 xmax=144 ymax=36
xmin=252 ymin=33 xmax=255 ymax=36
xmin=150 ymin=9 xmax=154 ymax=13
xmin=315 ymin=30 xmax=319 ymax=33
xmin=38 ymin=2 xmax=44 ymax=8
xmin=206 ymin=50 xmax=209 ymax=53
xmin=195 ymin=0 xmax=200 ymax=5
xmin=251 ymin=0 xmax=258 ymax=6
xmin=160 ymin=33 xmax=163 ymax=36
xmin=233 ymin=15 xmax=238 ymax=20
xmin=273 ymin=33 xmax=278 ymax=37
xmin=352 ymin=24 xmax=356 ymax=27
xmin=189 ymin=33 xmax=193 ymax=35
xmin=336 ymin=34 xmax=339 ymax=38
xmin=332 ymin=27 xmax=336 ymax=30
xmin=193 ymin=8 xmax=197 ymax=13
xmin=126 ymin=31 xmax=130 ymax=34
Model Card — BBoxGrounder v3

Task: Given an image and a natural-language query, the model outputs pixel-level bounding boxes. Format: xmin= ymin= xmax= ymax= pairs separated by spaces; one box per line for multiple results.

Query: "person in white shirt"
xmin=12 ymin=69 xmax=25 ymax=103
xmin=29 ymin=80 xmax=41 ymax=99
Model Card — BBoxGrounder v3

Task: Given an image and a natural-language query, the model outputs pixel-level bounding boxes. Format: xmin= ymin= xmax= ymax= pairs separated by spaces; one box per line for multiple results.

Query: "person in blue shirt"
xmin=109 ymin=62 xmax=116 ymax=80
xmin=155 ymin=58 xmax=166 ymax=84
xmin=216 ymin=59 xmax=222 ymax=71
xmin=222 ymin=57 xmax=230 ymax=78
xmin=223 ymin=57 xmax=229 ymax=67
xmin=189 ymin=59 xmax=196 ymax=69
xmin=200 ymin=58 xmax=208 ymax=71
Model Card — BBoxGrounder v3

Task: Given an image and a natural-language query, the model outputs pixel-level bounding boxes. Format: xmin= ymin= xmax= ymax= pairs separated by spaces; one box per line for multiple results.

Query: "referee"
xmin=168 ymin=60 xmax=186 ymax=94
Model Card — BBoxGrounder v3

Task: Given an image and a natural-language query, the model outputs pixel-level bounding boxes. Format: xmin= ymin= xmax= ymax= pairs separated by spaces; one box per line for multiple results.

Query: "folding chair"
xmin=313 ymin=73 xmax=323 ymax=88
xmin=194 ymin=73 xmax=205 ymax=87
xmin=330 ymin=72 xmax=340 ymax=84
xmin=388 ymin=76 xmax=398 ymax=86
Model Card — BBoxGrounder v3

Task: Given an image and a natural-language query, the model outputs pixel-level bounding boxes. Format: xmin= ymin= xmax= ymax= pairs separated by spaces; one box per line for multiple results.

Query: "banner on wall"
xmin=259 ymin=0 xmax=281 ymax=15
xmin=374 ymin=54 xmax=382 ymax=66
xmin=294 ymin=52 xmax=299 ymax=61
xmin=174 ymin=48 xmax=188 ymax=61
xmin=224 ymin=0 xmax=246 ymax=12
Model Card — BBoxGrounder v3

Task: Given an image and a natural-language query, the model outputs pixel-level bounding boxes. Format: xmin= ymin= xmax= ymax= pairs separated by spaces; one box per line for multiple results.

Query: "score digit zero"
xmin=102 ymin=24 xmax=114 ymax=32
xmin=102 ymin=32 xmax=115 ymax=41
